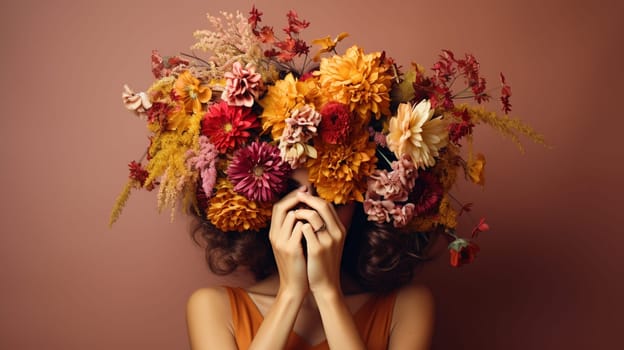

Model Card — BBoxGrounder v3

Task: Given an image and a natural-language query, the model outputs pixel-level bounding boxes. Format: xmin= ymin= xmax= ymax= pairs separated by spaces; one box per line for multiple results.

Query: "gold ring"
xmin=314 ymin=223 xmax=326 ymax=233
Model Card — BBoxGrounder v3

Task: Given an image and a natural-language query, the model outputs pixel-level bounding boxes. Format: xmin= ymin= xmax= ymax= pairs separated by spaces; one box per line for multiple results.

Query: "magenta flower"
xmin=227 ymin=142 xmax=291 ymax=203
xmin=221 ymin=62 xmax=264 ymax=107
xmin=409 ymin=172 xmax=443 ymax=215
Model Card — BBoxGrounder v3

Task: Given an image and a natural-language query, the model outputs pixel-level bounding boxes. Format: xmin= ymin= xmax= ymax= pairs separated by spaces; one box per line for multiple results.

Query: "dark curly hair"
xmin=191 ymin=200 xmax=437 ymax=293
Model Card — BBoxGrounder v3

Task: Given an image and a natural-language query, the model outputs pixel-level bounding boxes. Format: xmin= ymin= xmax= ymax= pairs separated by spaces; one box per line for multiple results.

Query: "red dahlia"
xmin=319 ymin=101 xmax=352 ymax=144
xmin=201 ymin=101 xmax=260 ymax=153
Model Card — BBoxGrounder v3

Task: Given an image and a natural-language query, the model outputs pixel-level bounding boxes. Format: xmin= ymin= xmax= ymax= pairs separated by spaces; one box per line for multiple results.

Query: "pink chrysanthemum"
xmin=227 ymin=142 xmax=291 ymax=203
xmin=363 ymin=198 xmax=395 ymax=224
xmin=201 ymin=101 xmax=260 ymax=153
xmin=279 ymin=105 xmax=322 ymax=168
xmin=367 ymin=169 xmax=408 ymax=202
xmin=410 ymin=172 xmax=443 ymax=215
xmin=319 ymin=102 xmax=351 ymax=144
xmin=363 ymin=155 xmax=420 ymax=228
xmin=390 ymin=203 xmax=415 ymax=228
xmin=363 ymin=197 xmax=415 ymax=228
xmin=391 ymin=154 xmax=418 ymax=191
xmin=221 ymin=62 xmax=264 ymax=107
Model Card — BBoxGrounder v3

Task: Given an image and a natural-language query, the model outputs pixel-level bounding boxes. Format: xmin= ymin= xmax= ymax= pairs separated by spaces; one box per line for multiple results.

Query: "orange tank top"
xmin=225 ymin=286 xmax=397 ymax=350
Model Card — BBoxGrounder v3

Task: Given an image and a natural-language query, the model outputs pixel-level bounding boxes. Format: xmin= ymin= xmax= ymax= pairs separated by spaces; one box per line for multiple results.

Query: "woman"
xmin=110 ymin=8 xmax=530 ymax=349
xmin=186 ymin=169 xmax=435 ymax=349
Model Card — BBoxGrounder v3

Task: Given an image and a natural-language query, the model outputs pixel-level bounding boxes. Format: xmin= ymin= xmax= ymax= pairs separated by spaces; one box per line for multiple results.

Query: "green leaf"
xmin=448 ymin=238 xmax=469 ymax=251
xmin=390 ymin=69 xmax=416 ymax=104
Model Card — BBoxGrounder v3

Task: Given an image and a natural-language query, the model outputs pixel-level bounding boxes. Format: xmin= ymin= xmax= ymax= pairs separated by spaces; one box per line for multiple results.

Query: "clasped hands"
xmin=269 ymin=186 xmax=346 ymax=299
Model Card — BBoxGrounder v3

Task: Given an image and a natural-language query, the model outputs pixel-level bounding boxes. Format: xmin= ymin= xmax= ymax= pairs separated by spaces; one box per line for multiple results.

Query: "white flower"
xmin=122 ymin=85 xmax=152 ymax=118
xmin=387 ymin=100 xmax=448 ymax=169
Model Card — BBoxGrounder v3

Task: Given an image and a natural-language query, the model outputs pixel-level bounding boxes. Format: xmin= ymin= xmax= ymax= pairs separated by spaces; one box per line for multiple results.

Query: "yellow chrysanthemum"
xmin=259 ymin=73 xmax=321 ymax=140
xmin=307 ymin=132 xmax=377 ymax=204
xmin=316 ymin=45 xmax=393 ymax=122
xmin=207 ymin=179 xmax=272 ymax=232
xmin=387 ymin=100 xmax=449 ymax=169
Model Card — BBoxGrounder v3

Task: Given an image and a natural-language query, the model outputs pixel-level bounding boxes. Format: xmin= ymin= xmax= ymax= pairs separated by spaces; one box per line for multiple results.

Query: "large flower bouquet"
xmin=110 ymin=7 xmax=544 ymax=267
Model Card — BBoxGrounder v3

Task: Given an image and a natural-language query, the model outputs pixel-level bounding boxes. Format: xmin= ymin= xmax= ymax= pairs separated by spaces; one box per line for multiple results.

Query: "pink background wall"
xmin=1 ymin=0 xmax=622 ymax=348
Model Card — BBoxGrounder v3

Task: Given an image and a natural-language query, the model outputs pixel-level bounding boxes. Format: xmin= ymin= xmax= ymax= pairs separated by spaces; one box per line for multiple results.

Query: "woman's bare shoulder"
xmin=186 ymin=287 xmax=236 ymax=349
xmin=187 ymin=287 xmax=238 ymax=349
xmin=187 ymin=286 xmax=231 ymax=313
xmin=389 ymin=284 xmax=435 ymax=349
xmin=394 ymin=284 xmax=434 ymax=312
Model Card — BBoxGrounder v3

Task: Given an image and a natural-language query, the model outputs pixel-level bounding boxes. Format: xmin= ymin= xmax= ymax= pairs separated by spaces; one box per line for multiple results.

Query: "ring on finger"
xmin=314 ymin=223 xmax=327 ymax=233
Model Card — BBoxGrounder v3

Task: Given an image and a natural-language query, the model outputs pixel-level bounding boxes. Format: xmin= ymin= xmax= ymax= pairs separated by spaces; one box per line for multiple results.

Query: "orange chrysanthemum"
xmin=316 ymin=45 xmax=393 ymax=123
xmin=307 ymin=132 xmax=377 ymax=204
xmin=207 ymin=179 xmax=272 ymax=232
xmin=258 ymin=73 xmax=321 ymax=140
xmin=174 ymin=71 xmax=212 ymax=114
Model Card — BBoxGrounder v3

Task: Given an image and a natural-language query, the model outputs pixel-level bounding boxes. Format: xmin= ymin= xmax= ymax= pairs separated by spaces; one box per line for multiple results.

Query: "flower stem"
xmin=376 ymin=148 xmax=394 ymax=168
xmin=180 ymin=52 xmax=211 ymax=66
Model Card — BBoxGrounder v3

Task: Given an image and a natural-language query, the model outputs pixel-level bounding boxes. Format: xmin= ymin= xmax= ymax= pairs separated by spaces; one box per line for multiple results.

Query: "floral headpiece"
xmin=110 ymin=7 xmax=545 ymax=267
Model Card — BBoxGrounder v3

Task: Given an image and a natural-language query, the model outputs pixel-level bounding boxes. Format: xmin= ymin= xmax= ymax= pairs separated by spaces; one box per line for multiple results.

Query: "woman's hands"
xmin=270 ymin=187 xmax=348 ymax=298
xmin=268 ymin=189 xmax=366 ymax=349
xmin=292 ymin=190 xmax=347 ymax=296
xmin=268 ymin=187 xmax=310 ymax=300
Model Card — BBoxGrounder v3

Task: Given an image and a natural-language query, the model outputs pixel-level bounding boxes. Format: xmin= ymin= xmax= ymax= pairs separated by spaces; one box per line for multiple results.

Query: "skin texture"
xmin=186 ymin=171 xmax=434 ymax=349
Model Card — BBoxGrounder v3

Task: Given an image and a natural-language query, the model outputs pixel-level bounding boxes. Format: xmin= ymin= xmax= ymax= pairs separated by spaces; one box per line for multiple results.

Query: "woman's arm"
xmin=313 ymin=288 xmax=367 ymax=349
xmin=245 ymin=189 xmax=310 ymax=350
xmin=246 ymin=288 xmax=305 ymax=350
xmin=294 ymin=191 xmax=367 ymax=349
xmin=388 ymin=284 xmax=435 ymax=350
